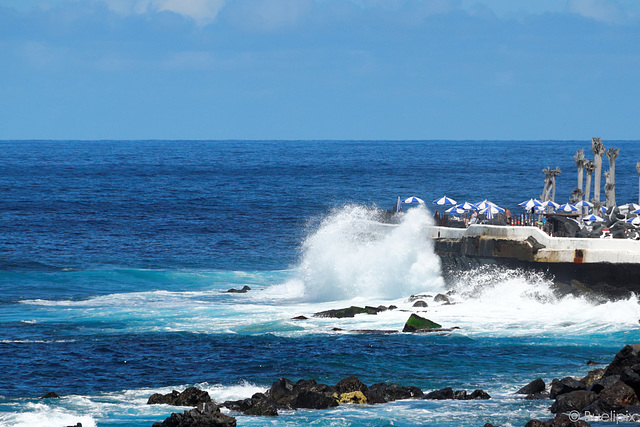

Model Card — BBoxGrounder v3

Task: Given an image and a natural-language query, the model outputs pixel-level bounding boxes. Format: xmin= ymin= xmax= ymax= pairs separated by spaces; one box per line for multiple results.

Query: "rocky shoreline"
xmin=148 ymin=376 xmax=491 ymax=426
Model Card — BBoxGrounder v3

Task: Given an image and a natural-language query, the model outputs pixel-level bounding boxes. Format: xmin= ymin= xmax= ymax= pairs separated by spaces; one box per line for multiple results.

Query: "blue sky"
xmin=1 ymin=0 xmax=639 ymax=140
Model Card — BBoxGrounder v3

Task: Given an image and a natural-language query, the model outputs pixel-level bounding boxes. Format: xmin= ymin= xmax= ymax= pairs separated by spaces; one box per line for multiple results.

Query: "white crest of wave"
xmin=296 ymin=205 xmax=444 ymax=302
xmin=0 ymin=402 xmax=96 ymax=427
xmin=438 ymin=266 xmax=640 ymax=336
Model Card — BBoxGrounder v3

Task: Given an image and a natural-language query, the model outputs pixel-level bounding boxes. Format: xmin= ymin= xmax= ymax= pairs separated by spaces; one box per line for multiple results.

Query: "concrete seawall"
xmin=430 ymin=224 xmax=640 ymax=297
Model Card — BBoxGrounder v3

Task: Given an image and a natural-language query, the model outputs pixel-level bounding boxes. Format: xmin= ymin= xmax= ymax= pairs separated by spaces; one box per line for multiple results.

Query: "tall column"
xmin=550 ymin=167 xmax=561 ymax=202
xmin=574 ymin=149 xmax=585 ymax=196
xmin=636 ymin=161 xmax=640 ymax=205
xmin=606 ymin=148 xmax=619 ymax=207
xmin=585 ymin=160 xmax=595 ymax=206
xmin=541 ymin=167 xmax=552 ymax=202
xmin=591 ymin=137 xmax=605 ymax=203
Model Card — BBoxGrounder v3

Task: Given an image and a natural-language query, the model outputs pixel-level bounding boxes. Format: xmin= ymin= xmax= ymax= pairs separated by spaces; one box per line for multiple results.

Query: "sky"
xmin=1 ymin=0 xmax=639 ymax=140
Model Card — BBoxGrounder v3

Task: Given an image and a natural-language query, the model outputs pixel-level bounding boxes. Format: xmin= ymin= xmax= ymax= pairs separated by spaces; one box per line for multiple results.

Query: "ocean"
xmin=1 ymin=140 xmax=639 ymax=426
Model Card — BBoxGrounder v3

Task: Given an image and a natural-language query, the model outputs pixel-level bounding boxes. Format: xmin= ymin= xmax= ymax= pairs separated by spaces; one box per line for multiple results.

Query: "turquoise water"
xmin=1 ymin=140 xmax=640 ymax=426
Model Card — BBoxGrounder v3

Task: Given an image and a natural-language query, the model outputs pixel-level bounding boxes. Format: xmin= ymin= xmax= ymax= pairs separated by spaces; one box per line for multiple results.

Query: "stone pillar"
xmin=591 ymin=137 xmax=605 ymax=203
xmin=636 ymin=161 xmax=640 ymax=205
xmin=550 ymin=167 xmax=561 ymax=202
xmin=541 ymin=167 xmax=552 ymax=202
xmin=585 ymin=160 xmax=595 ymax=208
xmin=574 ymin=149 xmax=585 ymax=196
xmin=605 ymin=147 xmax=619 ymax=207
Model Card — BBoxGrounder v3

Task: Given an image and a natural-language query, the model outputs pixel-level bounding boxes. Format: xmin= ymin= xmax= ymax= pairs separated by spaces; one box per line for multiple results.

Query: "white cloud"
xmin=567 ymin=0 xmax=630 ymax=24
xmin=99 ymin=0 xmax=225 ymax=25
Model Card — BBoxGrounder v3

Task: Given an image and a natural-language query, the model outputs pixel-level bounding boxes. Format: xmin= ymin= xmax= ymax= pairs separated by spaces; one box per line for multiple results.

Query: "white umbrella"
xmin=433 ymin=196 xmax=457 ymax=206
xmin=475 ymin=200 xmax=498 ymax=210
xmin=583 ymin=214 xmax=604 ymax=222
xmin=458 ymin=201 xmax=477 ymax=211
xmin=542 ymin=200 xmax=560 ymax=209
xmin=621 ymin=203 xmax=640 ymax=211
xmin=558 ymin=203 xmax=578 ymax=213
xmin=445 ymin=206 xmax=466 ymax=214
xmin=519 ymin=199 xmax=542 ymax=210
xmin=574 ymin=200 xmax=593 ymax=208
xmin=403 ymin=196 xmax=425 ymax=204
xmin=632 ymin=208 xmax=640 ymax=215
xmin=628 ymin=217 xmax=640 ymax=225
xmin=480 ymin=205 xmax=505 ymax=219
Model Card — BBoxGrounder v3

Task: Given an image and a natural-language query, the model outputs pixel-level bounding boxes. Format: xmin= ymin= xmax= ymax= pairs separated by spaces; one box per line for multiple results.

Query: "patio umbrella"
xmin=621 ymin=203 xmax=640 ymax=211
xmin=519 ymin=199 xmax=542 ymax=210
xmin=475 ymin=200 xmax=498 ymax=210
xmin=628 ymin=217 xmax=640 ymax=226
xmin=403 ymin=196 xmax=425 ymax=204
xmin=433 ymin=196 xmax=457 ymax=206
xmin=574 ymin=200 xmax=593 ymax=208
xmin=583 ymin=214 xmax=604 ymax=222
xmin=480 ymin=205 xmax=505 ymax=218
xmin=558 ymin=203 xmax=578 ymax=213
xmin=632 ymin=208 xmax=640 ymax=215
xmin=445 ymin=206 xmax=466 ymax=215
xmin=542 ymin=200 xmax=560 ymax=209
xmin=458 ymin=201 xmax=477 ymax=211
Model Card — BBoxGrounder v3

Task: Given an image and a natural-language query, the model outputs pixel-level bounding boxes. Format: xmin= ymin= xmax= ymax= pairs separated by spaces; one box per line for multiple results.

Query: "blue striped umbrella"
xmin=433 ymin=196 xmax=457 ymax=206
xmin=558 ymin=203 xmax=578 ymax=213
xmin=458 ymin=201 xmax=477 ymax=211
xmin=583 ymin=214 xmax=604 ymax=222
xmin=519 ymin=199 xmax=542 ymax=210
xmin=403 ymin=196 xmax=425 ymax=204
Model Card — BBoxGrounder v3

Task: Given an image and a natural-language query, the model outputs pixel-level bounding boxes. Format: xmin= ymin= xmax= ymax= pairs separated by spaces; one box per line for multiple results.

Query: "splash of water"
xmin=296 ymin=205 xmax=445 ymax=302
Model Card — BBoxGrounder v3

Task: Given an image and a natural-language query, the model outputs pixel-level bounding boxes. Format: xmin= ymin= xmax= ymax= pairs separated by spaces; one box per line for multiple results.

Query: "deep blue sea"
xmin=1 ymin=140 xmax=640 ymax=426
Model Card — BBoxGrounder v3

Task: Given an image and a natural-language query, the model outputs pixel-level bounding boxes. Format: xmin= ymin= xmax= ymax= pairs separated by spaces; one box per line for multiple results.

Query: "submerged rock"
xmin=433 ymin=294 xmax=451 ymax=304
xmin=41 ymin=391 xmax=60 ymax=399
xmin=291 ymin=315 xmax=308 ymax=320
xmin=152 ymin=402 xmax=236 ymax=427
xmin=314 ymin=305 xmax=388 ymax=318
xmin=412 ymin=300 xmax=428 ymax=308
xmin=402 ymin=314 xmax=442 ymax=332
xmin=226 ymin=285 xmax=251 ymax=293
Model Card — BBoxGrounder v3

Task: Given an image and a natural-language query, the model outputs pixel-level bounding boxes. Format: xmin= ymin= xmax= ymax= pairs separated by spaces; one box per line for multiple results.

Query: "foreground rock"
xmin=423 ymin=387 xmax=490 ymax=400
xmin=148 ymin=387 xmax=212 ymax=406
xmin=152 ymin=402 xmax=236 ymax=427
xmin=402 ymin=314 xmax=442 ymax=332
xmin=222 ymin=376 xmax=424 ymax=416
xmin=519 ymin=343 xmax=640 ymax=418
xmin=313 ymin=305 xmax=394 ymax=318
xmin=524 ymin=413 xmax=591 ymax=427
xmin=41 ymin=391 xmax=60 ymax=399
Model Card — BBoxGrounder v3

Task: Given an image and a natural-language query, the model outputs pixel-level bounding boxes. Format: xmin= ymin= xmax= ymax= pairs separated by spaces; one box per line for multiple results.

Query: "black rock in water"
xmin=583 ymin=380 xmax=639 ymax=415
xmin=549 ymin=390 xmax=598 ymax=413
xmin=223 ymin=392 xmax=278 ymax=416
xmin=148 ymin=387 xmax=212 ymax=406
xmin=313 ymin=305 xmax=387 ymax=318
xmin=367 ymin=383 xmax=423 ymax=404
xmin=412 ymin=300 xmax=428 ymax=307
xmin=433 ymin=293 xmax=451 ymax=304
xmin=524 ymin=413 xmax=591 ymax=427
xmin=549 ymin=377 xmax=586 ymax=399
xmin=336 ymin=376 xmax=368 ymax=394
xmin=41 ymin=391 xmax=60 ymax=399
xmin=291 ymin=315 xmax=308 ymax=320
xmin=226 ymin=285 xmax=251 ymax=293
xmin=604 ymin=344 xmax=640 ymax=377
xmin=517 ymin=378 xmax=545 ymax=395
xmin=152 ymin=402 xmax=236 ymax=427
xmin=424 ymin=387 xmax=490 ymax=400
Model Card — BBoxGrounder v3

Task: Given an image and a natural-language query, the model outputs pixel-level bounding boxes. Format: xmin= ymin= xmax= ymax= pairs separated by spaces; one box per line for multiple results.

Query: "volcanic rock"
xmin=524 ymin=413 xmax=591 ymax=427
xmin=367 ymin=383 xmax=424 ymax=404
xmin=517 ymin=378 xmax=545 ymax=395
xmin=226 ymin=286 xmax=251 ymax=293
xmin=152 ymin=402 xmax=236 ymax=427
xmin=583 ymin=380 xmax=639 ymax=415
xmin=41 ymin=392 xmax=60 ymax=399
xmin=147 ymin=387 xmax=212 ymax=406
xmin=549 ymin=377 xmax=586 ymax=399
xmin=549 ymin=390 xmax=597 ymax=413
xmin=402 ymin=314 xmax=442 ymax=332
